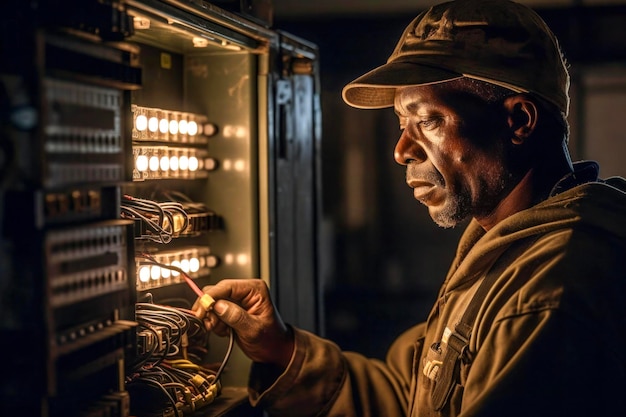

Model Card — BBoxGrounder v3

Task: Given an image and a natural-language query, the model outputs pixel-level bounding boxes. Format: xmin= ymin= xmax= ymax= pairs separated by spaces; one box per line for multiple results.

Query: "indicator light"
xmin=136 ymin=155 xmax=149 ymax=172
xmin=135 ymin=115 xmax=148 ymax=131
xmin=148 ymin=117 xmax=158 ymax=132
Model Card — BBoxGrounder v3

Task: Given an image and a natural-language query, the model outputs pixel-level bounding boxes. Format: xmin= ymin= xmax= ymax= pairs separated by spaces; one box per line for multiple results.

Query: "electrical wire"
xmin=121 ymin=194 xmax=190 ymax=243
xmin=128 ymin=289 xmax=235 ymax=416
xmin=130 ymin=230 xmax=235 ymax=415
xmin=213 ymin=328 xmax=234 ymax=383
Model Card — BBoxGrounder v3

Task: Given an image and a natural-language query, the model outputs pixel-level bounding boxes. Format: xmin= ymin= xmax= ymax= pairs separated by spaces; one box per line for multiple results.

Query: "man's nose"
xmin=394 ymin=131 xmax=425 ymax=165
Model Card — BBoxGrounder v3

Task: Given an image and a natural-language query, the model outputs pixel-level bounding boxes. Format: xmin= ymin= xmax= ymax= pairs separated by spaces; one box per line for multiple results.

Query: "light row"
xmin=133 ymin=146 xmax=216 ymax=181
xmin=131 ymin=105 xmax=215 ymax=144
xmin=136 ymin=247 xmax=219 ymax=290
xmin=135 ymin=115 xmax=199 ymax=136
xmin=136 ymin=154 xmax=199 ymax=172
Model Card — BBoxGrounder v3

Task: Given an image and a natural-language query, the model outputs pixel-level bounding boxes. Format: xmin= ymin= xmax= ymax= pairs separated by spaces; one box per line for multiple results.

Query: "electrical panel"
xmin=0 ymin=1 xmax=320 ymax=416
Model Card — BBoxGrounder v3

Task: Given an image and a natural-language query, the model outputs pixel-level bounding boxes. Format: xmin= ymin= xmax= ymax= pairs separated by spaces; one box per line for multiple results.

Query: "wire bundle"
xmin=127 ymin=301 xmax=233 ymax=416
xmin=127 ymin=256 xmax=234 ymax=416
xmin=150 ymin=189 xmax=210 ymax=215
xmin=121 ymin=194 xmax=190 ymax=244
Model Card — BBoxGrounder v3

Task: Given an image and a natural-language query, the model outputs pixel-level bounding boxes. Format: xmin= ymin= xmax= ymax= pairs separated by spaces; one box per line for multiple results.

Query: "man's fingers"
xmin=200 ymin=280 xmax=264 ymax=338
xmin=204 ymin=299 xmax=252 ymax=337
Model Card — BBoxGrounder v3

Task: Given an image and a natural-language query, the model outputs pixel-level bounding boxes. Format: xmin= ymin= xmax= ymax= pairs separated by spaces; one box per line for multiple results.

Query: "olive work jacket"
xmin=248 ymin=163 xmax=626 ymax=417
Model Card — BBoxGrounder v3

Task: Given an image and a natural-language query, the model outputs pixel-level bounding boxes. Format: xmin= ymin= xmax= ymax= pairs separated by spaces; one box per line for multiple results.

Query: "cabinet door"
xmin=271 ymin=32 xmax=322 ymax=334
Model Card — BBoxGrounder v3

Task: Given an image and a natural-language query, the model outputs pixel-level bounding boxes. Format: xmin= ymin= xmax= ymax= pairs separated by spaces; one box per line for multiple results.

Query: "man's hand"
xmin=201 ymin=278 xmax=294 ymax=370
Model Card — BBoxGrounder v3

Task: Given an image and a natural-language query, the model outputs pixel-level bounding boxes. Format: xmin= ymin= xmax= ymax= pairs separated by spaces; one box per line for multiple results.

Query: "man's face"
xmin=393 ymin=82 xmax=513 ymax=228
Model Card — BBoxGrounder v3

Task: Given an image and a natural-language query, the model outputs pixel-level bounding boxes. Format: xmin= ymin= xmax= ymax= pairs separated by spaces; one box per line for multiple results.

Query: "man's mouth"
xmin=407 ymin=180 xmax=437 ymax=201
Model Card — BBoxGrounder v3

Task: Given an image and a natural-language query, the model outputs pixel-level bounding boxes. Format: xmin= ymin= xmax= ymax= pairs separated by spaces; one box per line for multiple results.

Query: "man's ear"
xmin=503 ymin=95 xmax=538 ymax=145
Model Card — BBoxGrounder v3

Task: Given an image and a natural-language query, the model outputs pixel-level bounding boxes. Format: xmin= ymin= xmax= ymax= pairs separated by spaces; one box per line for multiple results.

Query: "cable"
xmin=128 ymin=297 xmax=234 ymax=416
xmin=122 ymin=205 xmax=173 ymax=244
xmin=122 ymin=194 xmax=191 ymax=242
xmin=213 ymin=328 xmax=234 ymax=383
xmin=126 ymin=377 xmax=178 ymax=412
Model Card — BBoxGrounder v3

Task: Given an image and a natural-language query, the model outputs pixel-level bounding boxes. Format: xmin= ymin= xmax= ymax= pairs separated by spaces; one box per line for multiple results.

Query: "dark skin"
xmin=394 ymin=82 xmax=573 ymax=230
xmin=201 ymin=80 xmax=574 ymax=370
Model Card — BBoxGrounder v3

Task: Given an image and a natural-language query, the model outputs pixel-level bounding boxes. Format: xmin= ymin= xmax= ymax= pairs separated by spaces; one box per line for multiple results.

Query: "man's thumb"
xmin=212 ymin=300 xmax=248 ymax=331
xmin=213 ymin=300 xmax=228 ymax=316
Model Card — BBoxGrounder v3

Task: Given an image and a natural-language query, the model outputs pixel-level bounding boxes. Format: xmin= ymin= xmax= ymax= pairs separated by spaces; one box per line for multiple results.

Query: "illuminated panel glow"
xmin=135 ymin=114 xmax=148 ymax=131
xmin=135 ymin=155 xmax=149 ymax=172
xmin=131 ymin=104 xmax=212 ymax=144
xmin=188 ymin=156 xmax=198 ymax=172
xmin=135 ymin=246 xmax=215 ymax=291
xmin=132 ymin=146 xmax=214 ymax=181
xmin=188 ymin=121 xmax=198 ymax=136
xmin=169 ymin=119 xmax=179 ymax=135
xmin=148 ymin=117 xmax=158 ymax=132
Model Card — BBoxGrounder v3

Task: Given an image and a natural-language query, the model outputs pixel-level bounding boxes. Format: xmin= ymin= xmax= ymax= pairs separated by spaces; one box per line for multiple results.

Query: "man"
xmin=201 ymin=0 xmax=626 ymax=415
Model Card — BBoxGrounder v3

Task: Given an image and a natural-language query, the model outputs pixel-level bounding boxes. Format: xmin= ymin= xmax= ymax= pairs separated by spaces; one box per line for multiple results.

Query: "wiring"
xmin=121 ymin=194 xmax=190 ymax=244
xmin=128 ymin=257 xmax=235 ymax=416
xmin=128 ymin=301 xmax=234 ymax=416
xmin=147 ymin=188 xmax=223 ymax=236
xmin=213 ymin=327 xmax=234 ymax=383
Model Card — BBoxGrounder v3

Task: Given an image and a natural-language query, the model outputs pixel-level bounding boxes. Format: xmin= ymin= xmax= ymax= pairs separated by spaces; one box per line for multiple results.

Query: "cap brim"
xmin=342 ymin=61 xmax=463 ymax=109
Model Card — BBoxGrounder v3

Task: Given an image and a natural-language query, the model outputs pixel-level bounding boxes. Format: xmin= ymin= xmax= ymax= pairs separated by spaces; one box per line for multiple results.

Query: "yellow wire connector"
xmin=193 ymin=293 xmax=215 ymax=319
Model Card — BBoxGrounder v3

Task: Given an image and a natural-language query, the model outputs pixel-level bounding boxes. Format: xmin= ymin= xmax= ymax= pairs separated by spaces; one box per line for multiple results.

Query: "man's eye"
xmin=418 ymin=118 xmax=442 ymax=130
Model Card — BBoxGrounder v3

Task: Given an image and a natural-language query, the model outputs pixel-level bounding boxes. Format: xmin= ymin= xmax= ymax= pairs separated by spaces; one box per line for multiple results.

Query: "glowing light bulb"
xmin=136 ymin=155 xmax=149 ymax=172
xmin=162 ymin=267 xmax=170 ymax=279
xmin=189 ymin=257 xmax=200 ymax=272
xmin=169 ymin=119 xmax=179 ymax=135
xmin=206 ymin=255 xmax=219 ymax=268
xmin=139 ymin=266 xmax=150 ymax=282
xmin=187 ymin=121 xmax=198 ymax=136
xmin=151 ymin=265 xmax=161 ymax=280
xmin=171 ymin=260 xmax=181 ymax=276
xmin=204 ymin=123 xmax=217 ymax=136
xmin=159 ymin=118 xmax=169 ymax=134
xmin=234 ymin=159 xmax=245 ymax=171
xmin=159 ymin=156 xmax=169 ymax=171
xmin=135 ymin=115 xmax=148 ymax=131
xmin=149 ymin=156 xmax=159 ymax=171
xmin=188 ymin=156 xmax=198 ymax=172
xmin=236 ymin=254 xmax=248 ymax=265
xmin=204 ymin=158 xmax=217 ymax=171
xmin=180 ymin=258 xmax=190 ymax=272
xmin=169 ymin=156 xmax=179 ymax=171
xmin=179 ymin=155 xmax=189 ymax=171
xmin=148 ymin=117 xmax=159 ymax=132
xmin=179 ymin=120 xmax=188 ymax=135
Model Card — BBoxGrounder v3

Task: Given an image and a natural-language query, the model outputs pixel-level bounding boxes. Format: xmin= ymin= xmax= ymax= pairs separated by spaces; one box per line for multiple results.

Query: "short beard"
xmin=429 ymin=191 xmax=471 ymax=228
xmin=429 ymin=169 xmax=510 ymax=229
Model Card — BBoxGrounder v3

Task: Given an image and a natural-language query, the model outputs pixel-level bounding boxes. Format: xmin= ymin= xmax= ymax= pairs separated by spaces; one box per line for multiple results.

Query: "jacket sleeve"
xmin=248 ymin=322 xmax=426 ymax=417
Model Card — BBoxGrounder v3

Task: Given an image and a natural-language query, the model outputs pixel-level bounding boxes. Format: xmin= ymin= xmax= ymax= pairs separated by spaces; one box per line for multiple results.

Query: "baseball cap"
xmin=341 ymin=0 xmax=570 ymax=116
